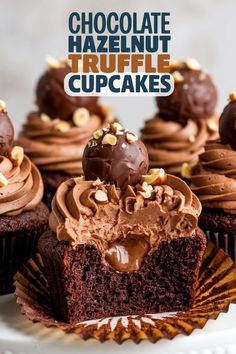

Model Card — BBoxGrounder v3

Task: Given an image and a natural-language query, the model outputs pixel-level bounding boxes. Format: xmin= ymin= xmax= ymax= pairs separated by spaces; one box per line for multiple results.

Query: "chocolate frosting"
xmin=49 ymin=175 xmax=201 ymax=271
xmin=18 ymin=112 xmax=103 ymax=175
xmin=83 ymin=126 xmax=149 ymax=189
xmin=157 ymin=66 xmax=217 ymax=125
xmin=191 ymin=141 xmax=236 ymax=214
xmin=0 ymin=153 xmax=44 ymax=216
xmin=36 ymin=66 xmax=98 ymax=120
xmin=219 ymin=100 xmax=236 ymax=150
xmin=0 ymin=110 xmax=14 ymax=156
xmin=141 ymin=115 xmax=219 ymax=175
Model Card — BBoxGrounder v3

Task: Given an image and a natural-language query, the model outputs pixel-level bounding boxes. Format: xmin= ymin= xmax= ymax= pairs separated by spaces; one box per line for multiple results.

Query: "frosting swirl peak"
xmin=0 ymin=150 xmax=44 ymax=216
xmin=191 ymin=141 xmax=236 ymax=214
xmin=141 ymin=115 xmax=218 ymax=175
xmin=18 ymin=112 xmax=104 ymax=175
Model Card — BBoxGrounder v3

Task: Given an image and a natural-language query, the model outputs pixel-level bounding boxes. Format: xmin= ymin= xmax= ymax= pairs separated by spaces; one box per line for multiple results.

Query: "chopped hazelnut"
xmin=172 ymin=70 xmax=184 ymax=83
xmin=207 ymin=118 xmax=218 ymax=133
xmin=0 ymin=100 xmax=6 ymax=111
xmin=126 ymin=132 xmax=138 ymax=144
xmin=54 ymin=121 xmax=70 ymax=132
xmin=94 ymin=189 xmax=108 ymax=203
xmin=137 ymin=182 xmax=154 ymax=199
xmin=87 ymin=139 xmax=98 ymax=148
xmin=110 ymin=122 xmax=123 ymax=134
xmin=92 ymin=178 xmax=103 ymax=186
xmin=102 ymin=133 xmax=117 ymax=146
xmin=93 ymin=129 xmax=103 ymax=140
xmin=181 ymin=162 xmax=195 ymax=179
xmin=0 ymin=172 xmax=8 ymax=187
xmin=141 ymin=168 xmax=167 ymax=186
xmin=228 ymin=91 xmax=236 ymax=102
xmin=185 ymin=58 xmax=201 ymax=71
xmin=40 ymin=113 xmax=51 ymax=123
xmin=45 ymin=55 xmax=60 ymax=69
xmin=73 ymin=108 xmax=90 ymax=127
xmin=189 ymin=135 xmax=196 ymax=143
xmin=9 ymin=146 xmax=24 ymax=167
xmin=74 ymin=176 xmax=85 ymax=184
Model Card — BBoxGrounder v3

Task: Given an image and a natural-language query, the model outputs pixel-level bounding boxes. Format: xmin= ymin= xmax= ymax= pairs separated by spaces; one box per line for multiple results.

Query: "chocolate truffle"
xmin=36 ymin=61 xmax=98 ymax=120
xmin=0 ymin=101 xmax=14 ymax=156
xmin=157 ymin=59 xmax=217 ymax=125
xmin=219 ymin=93 xmax=236 ymax=150
xmin=82 ymin=123 xmax=149 ymax=189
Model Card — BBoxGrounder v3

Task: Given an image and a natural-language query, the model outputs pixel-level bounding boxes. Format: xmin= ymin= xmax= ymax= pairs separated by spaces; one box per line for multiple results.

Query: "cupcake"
xmin=38 ymin=123 xmax=206 ymax=324
xmin=0 ymin=100 xmax=49 ymax=294
xmin=18 ymin=56 xmax=113 ymax=206
xmin=191 ymin=92 xmax=236 ymax=262
xmin=141 ymin=59 xmax=219 ymax=179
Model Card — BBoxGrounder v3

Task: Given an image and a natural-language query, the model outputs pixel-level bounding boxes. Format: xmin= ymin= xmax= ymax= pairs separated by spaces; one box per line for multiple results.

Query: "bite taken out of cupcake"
xmin=141 ymin=58 xmax=219 ymax=180
xmin=38 ymin=122 xmax=206 ymax=324
xmin=17 ymin=56 xmax=115 ymax=206
xmin=191 ymin=92 xmax=236 ymax=262
xmin=0 ymin=100 xmax=49 ymax=294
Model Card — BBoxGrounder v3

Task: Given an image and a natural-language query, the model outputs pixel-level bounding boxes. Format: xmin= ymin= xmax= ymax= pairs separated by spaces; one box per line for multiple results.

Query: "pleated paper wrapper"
xmin=14 ymin=242 xmax=236 ymax=344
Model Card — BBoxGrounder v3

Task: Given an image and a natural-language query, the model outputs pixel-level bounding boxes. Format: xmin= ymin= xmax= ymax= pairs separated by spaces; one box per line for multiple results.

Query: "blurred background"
xmin=0 ymin=0 xmax=235 ymax=134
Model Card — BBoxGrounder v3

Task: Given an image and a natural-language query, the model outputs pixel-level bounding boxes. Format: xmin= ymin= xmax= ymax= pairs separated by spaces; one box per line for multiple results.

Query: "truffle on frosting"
xmin=219 ymin=92 xmax=236 ymax=150
xmin=36 ymin=57 xmax=98 ymax=120
xmin=157 ymin=59 xmax=218 ymax=125
xmin=0 ymin=100 xmax=14 ymax=156
xmin=82 ymin=123 xmax=149 ymax=189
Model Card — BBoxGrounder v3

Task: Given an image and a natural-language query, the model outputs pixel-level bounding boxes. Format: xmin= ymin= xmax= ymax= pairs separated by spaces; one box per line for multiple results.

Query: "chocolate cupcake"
xmin=0 ymin=100 xmax=49 ymax=294
xmin=191 ymin=92 xmax=236 ymax=262
xmin=141 ymin=59 xmax=219 ymax=179
xmin=18 ymin=56 xmax=114 ymax=206
xmin=38 ymin=123 xmax=206 ymax=324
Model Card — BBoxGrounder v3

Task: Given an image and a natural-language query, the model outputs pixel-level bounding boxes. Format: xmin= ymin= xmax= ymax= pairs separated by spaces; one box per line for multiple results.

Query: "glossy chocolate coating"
xmin=157 ymin=67 xmax=217 ymax=125
xmin=83 ymin=129 xmax=149 ymax=189
xmin=219 ymin=100 xmax=236 ymax=150
xmin=0 ymin=110 xmax=14 ymax=156
xmin=36 ymin=66 xmax=98 ymax=120
xmin=105 ymin=236 xmax=150 ymax=272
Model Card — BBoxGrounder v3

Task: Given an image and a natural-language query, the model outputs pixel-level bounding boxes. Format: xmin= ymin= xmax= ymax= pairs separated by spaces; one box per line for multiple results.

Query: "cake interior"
xmin=39 ymin=228 xmax=206 ymax=324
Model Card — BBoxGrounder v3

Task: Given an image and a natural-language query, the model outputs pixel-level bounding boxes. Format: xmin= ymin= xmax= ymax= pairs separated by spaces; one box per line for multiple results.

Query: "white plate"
xmin=0 ymin=295 xmax=236 ymax=354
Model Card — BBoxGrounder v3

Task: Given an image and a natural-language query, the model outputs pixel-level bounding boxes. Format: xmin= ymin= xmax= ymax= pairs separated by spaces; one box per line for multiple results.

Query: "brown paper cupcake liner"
xmin=204 ymin=229 xmax=236 ymax=263
xmin=14 ymin=242 xmax=236 ymax=344
xmin=0 ymin=224 xmax=48 ymax=295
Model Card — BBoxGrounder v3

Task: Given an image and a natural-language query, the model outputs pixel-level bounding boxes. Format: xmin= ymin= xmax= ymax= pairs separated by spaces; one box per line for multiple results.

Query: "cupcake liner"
xmin=204 ymin=229 xmax=236 ymax=263
xmin=0 ymin=224 xmax=48 ymax=295
xmin=14 ymin=242 xmax=236 ymax=344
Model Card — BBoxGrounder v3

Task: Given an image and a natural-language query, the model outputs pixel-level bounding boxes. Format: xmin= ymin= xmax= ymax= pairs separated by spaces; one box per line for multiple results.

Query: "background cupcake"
xmin=191 ymin=92 xmax=236 ymax=262
xmin=0 ymin=100 xmax=49 ymax=294
xmin=18 ymin=56 xmax=114 ymax=206
xmin=141 ymin=59 xmax=219 ymax=179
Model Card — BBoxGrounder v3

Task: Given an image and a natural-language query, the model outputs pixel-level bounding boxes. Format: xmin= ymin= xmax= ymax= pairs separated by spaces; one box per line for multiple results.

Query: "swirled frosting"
xmin=49 ymin=175 xmax=201 ymax=251
xmin=0 ymin=153 xmax=43 ymax=216
xmin=18 ymin=112 xmax=104 ymax=175
xmin=191 ymin=141 xmax=236 ymax=214
xmin=141 ymin=115 xmax=219 ymax=175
